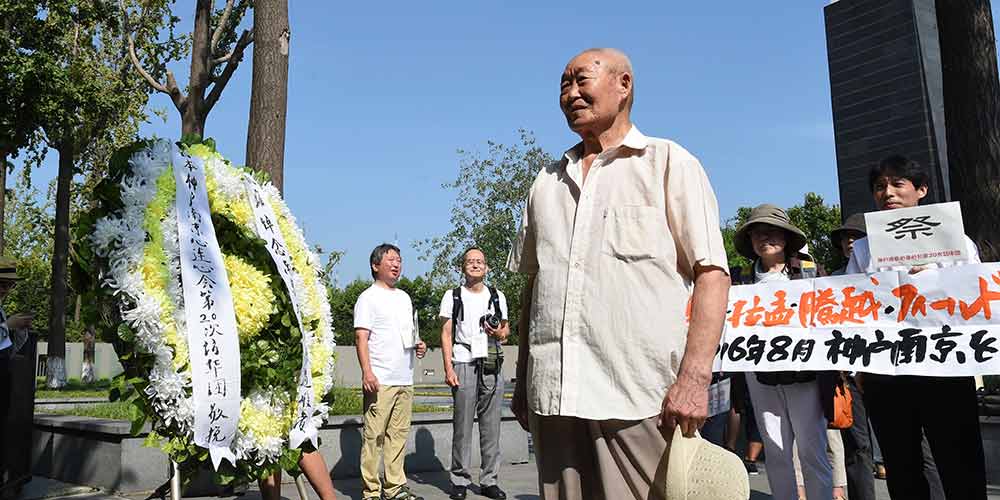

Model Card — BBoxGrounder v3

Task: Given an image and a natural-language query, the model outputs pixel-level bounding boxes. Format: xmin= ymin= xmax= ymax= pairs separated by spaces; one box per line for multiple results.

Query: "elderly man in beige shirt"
xmin=507 ymin=48 xmax=731 ymax=500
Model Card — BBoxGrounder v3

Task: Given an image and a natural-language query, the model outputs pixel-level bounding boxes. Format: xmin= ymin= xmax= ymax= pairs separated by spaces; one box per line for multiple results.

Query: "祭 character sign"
xmin=76 ymin=139 xmax=336 ymax=481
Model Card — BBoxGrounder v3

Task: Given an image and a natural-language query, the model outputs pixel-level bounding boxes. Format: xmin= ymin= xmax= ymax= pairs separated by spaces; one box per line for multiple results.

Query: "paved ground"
xmin=18 ymin=462 xmax=1000 ymax=500
xmin=23 ymin=388 xmax=1000 ymax=499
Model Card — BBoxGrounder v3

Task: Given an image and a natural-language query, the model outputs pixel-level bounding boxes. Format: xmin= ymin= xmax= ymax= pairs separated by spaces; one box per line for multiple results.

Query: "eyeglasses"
xmin=465 ymin=259 xmax=486 ymax=266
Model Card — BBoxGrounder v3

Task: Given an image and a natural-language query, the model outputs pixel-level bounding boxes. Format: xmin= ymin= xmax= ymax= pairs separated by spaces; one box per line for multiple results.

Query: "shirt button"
xmin=574 ymin=262 xmax=581 ymax=268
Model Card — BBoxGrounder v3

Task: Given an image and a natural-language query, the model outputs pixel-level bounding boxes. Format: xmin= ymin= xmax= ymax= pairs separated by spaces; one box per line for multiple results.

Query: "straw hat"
xmin=0 ymin=257 xmax=21 ymax=281
xmin=665 ymin=430 xmax=750 ymax=500
xmin=829 ymin=213 xmax=867 ymax=246
xmin=734 ymin=204 xmax=807 ymax=261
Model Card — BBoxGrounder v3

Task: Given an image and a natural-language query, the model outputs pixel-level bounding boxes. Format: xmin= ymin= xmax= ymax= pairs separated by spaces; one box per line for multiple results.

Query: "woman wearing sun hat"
xmin=734 ymin=204 xmax=833 ymax=500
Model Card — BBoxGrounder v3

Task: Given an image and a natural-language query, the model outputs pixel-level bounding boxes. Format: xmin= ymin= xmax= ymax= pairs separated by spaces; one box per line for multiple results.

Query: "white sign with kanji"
xmin=865 ymin=202 xmax=967 ymax=269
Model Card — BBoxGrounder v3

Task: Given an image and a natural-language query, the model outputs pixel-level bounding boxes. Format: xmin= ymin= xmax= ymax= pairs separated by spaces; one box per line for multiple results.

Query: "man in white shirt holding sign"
xmin=354 ymin=244 xmax=428 ymax=500
xmin=846 ymin=155 xmax=985 ymax=500
xmin=439 ymin=247 xmax=510 ymax=500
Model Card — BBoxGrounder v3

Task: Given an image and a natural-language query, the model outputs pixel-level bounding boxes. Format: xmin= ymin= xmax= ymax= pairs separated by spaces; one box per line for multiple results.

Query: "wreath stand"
xmin=168 ymin=461 xmax=311 ymax=500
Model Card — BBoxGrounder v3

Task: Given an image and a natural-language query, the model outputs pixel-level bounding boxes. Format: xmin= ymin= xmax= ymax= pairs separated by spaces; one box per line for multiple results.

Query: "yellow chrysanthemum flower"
xmin=239 ymin=396 xmax=292 ymax=440
xmin=223 ymin=254 xmax=277 ymax=342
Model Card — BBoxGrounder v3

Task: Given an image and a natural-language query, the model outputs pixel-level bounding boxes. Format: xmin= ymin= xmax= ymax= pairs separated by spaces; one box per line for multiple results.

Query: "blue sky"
xmin=24 ymin=1 xmax=988 ymax=281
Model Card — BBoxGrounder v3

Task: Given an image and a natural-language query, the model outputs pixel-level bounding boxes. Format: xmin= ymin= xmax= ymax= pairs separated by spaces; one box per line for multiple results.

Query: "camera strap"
xmin=450 ymin=285 xmax=502 ymax=346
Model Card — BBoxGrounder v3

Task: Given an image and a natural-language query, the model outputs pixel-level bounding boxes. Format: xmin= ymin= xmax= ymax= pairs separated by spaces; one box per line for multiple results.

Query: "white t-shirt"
xmin=353 ymin=284 xmax=418 ymax=386
xmin=846 ymin=235 xmax=981 ymax=274
xmin=438 ymin=285 xmax=508 ymax=363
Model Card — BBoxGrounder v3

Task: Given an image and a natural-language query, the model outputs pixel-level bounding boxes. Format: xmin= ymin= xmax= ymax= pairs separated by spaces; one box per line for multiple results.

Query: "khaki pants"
xmin=530 ymin=413 xmax=671 ymax=500
xmin=361 ymin=385 xmax=414 ymax=498
xmin=793 ymin=430 xmax=848 ymax=487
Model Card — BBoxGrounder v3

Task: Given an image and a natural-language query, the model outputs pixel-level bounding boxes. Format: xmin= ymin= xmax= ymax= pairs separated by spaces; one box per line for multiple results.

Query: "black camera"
xmin=480 ymin=313 xmax=501 ymax=330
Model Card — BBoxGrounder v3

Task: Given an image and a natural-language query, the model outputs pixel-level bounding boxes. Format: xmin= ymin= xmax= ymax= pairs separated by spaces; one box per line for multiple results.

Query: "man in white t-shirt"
xmin=845 ymin=155 xmax=985 ymax=500
xmin=439 ymin=247 xmax=510 ymax=500
xmin=354 ymin=244 xmax=428 ymax=500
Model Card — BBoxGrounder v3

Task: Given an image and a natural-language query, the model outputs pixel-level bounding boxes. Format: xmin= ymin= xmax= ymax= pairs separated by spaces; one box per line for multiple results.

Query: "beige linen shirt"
xmin=507 ymin=126 xmax=729 ymax=421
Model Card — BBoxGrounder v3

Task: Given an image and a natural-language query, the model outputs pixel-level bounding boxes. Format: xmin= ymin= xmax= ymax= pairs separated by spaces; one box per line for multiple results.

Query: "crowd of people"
xmin=263 ymin=47 xmax=988 ymax=500
xmin=2 ymin=46 xmax=990 ymax=500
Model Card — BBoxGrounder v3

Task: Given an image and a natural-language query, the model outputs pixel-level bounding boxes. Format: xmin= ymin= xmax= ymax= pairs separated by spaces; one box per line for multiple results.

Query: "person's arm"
xmin=511 ymin=275 xmax=534 ymax=431
xmin=355 ymin=328 xmax=379 ymax=393
xmin=441 ymin=318 xmax=458 ymax=386
xmin=660 ymin=264 xmax=730 ymax=437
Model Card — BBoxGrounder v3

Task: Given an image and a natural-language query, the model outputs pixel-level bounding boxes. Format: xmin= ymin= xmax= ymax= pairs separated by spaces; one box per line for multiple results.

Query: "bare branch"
xmin=212 ymin=52 xmax=233 ymax=66
xmin=210 ymin=0 xmax=236 ymax=56
xmin=204 ymin=28 xmax=253 ymax=113
xmin=127 ymin=33 xmax=169 ymax=94
xmin=127 ymin=33 xmax=187 ymax=112
xmin=121 ymin=0 xmax=187 ymax=112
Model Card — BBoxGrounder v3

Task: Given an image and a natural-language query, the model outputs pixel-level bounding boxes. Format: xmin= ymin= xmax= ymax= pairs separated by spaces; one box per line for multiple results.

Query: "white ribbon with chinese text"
xmin=173 ymin=146 xmax=241 ymax=469
xmin=243 ymin=177 xmax=319 ymax=449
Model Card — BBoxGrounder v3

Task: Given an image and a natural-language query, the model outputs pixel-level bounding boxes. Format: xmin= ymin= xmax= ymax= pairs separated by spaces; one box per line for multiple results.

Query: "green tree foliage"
xmin=33 ymin=1 xmax=164 ymax=387
xmin=326 ymin=278 xmax=370 ymax=347
xmin=0 ymin=2 xmax=50 ymax=157
xmin=0 ymin=1 xmax=56 ymax=252
xmin=787 ymin=193 xmax=843 ymax=273
xmin=3 ymin=174 xmax=54 ymax=334
xmin=415 ymin=131 xmax=555 ymax=343
xmin=722 ymin=206 xmax=753 ymax=279
xmin=396 ymin=275 xmax=448 ymax=348
xmin=721 ymin=194 xmax=842 ymax=280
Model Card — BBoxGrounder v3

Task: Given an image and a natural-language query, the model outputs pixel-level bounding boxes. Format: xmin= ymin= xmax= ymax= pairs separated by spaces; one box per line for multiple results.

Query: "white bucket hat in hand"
xmin=665 ymin=430 xmax=750 ymax=500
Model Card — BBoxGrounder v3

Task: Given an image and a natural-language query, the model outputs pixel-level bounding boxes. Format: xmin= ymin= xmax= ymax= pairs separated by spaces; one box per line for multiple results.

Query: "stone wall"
xmin=33 ymin=410 xmax=530 ymax=495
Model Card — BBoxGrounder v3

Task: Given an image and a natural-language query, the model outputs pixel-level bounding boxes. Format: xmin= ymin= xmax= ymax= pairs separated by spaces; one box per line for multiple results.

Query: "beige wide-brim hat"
xmin=734 ymin=204 xmax=808 ymax=261
xmin=665 ymin=430 xmax=750 ymax=500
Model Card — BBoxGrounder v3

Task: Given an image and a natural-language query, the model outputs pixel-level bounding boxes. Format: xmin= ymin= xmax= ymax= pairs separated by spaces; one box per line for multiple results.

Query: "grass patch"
xmin=48 ymin=402 xmax=132 ymax=420
xmin=46 ymin=387 xmax=448 ymax=421
xmin=35 ymin=377 xmax=111 ymax=400
xmin=329 ymin=387 xmax=446 ymax=415
xmin=35 ymin=378 xmax=113 ymax=400
xmin=413 ymin=391 xmax=450 ymax=397
xmin=36 ymin=377 xmax=113 ymax=390
xmin=36 ymin=389 xmax=110 ymax=400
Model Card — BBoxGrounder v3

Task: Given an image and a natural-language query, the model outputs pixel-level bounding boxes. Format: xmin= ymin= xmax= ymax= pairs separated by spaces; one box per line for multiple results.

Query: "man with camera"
xmin=439 ymin=247 xmax=510 ymax=500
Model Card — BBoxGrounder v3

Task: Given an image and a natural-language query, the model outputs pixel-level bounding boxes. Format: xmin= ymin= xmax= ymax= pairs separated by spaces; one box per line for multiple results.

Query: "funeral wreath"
xmin=74 ymin=138 xmax=336 ymax=483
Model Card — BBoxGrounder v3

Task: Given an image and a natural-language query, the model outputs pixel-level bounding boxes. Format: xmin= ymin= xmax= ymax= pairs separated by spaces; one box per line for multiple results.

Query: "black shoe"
xmin=450 ymin=485 xmax=468 ymax=500
xmin=744 ymin=460 xmax=760 ymax=475
xmin=481 ymin=485 xmax=507 ymax=499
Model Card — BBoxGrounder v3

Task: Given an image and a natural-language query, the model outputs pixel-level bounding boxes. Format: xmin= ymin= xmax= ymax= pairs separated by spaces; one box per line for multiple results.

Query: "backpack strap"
xmin=487 ymin=285 xmax=501 ymax=319
xmin=451 ymin=286 xmax=463 ymax=322
xmin=451 ymin=287 xmax=467 ymax=347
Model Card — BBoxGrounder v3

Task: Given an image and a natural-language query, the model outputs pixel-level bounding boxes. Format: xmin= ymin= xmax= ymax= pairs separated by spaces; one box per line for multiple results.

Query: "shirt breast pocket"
xmin=603 ymin=205 xmax=664 ymax=261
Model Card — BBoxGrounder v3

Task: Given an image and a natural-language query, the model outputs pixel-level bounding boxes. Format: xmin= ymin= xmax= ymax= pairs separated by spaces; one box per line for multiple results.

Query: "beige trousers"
xmin=361 ymin=385 xmax=414 ymax=498
xmin=530 ymin=413 xmax=671 ymax=500
xmin=793 ymin=430 xmax=848 ymax=488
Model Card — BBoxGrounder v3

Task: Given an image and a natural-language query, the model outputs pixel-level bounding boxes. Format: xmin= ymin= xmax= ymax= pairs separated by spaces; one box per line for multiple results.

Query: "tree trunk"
xmin=181 ymin=108 xmax=206 ymax=139
xmin=46 ymin=143 xmax=73 ymax=388
xmin=182 ymin=0 xmax=214 ymax=140
xmin=246 ymin=0 xmax=290 ymax=193
xmin=0 ymin=150 xmax=7 ymax=255
xmin=936 ymin=0 xmax=1000 ymax=261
